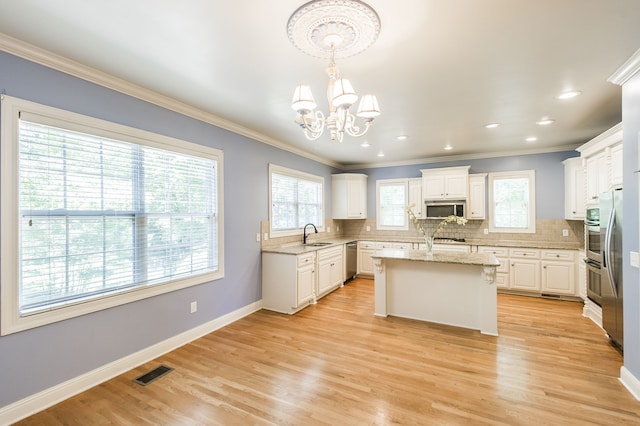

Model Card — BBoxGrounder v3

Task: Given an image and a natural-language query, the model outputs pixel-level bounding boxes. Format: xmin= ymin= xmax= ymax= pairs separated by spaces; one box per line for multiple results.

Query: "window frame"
xmin=376 ymin=178 xmax=409 ymax=231
xmin=1 ymin=95 xmax=224 ymax=335
xmin=268 ymin=164 xmax=324 ymax=238
xmin=488 ymin=170 xmax=536 ymax=234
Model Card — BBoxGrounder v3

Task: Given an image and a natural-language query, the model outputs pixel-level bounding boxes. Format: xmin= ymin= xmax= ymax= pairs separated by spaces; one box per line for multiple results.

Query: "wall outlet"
xmin=366 ymin=225 xmax=371 ymax=232
xmin=190 ymin=301 xmax=197 ymax=313
xmin=337 ymin=225 xmax=340 ymax=232
xmin=562 ymin=229 xmax=569 ymax=237
xmin=483 ymin=228 xmax=489 ymax=235
xmin=263 ymin=232 xmax=269 ymax=240
xmin=256 ymin=232 xmax=260 ymax=242
xmin=327 ymin=226 xmax=331 ymax=233
xmin=631 ymin=251 xmax=639 ymax=268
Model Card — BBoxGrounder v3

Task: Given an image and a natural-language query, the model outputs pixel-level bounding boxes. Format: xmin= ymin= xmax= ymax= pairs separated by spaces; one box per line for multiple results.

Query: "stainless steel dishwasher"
xmin=345 ymin=241 xmax=357 ymax=282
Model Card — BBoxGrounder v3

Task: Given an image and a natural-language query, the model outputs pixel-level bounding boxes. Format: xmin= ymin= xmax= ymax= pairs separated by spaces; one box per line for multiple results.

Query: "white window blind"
xmin=489 ymin=170 xmax=536 ymax=233
xmin=17 ymin=117 xmax=218 ymax=314
xmin=270 ymin=165 xmax=323 ymax=235
xmin=377 ymin=179 xmax=408 ymax=230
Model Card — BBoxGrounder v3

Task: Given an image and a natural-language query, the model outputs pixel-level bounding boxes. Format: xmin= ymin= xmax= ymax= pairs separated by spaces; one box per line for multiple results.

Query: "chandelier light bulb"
xmin=291 ymin=85 xmax=317 ymax=113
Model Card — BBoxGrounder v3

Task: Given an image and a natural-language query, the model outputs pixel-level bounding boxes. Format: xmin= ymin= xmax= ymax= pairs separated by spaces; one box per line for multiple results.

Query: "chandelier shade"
xmin=287 ymin=0 xmax=382 ymax=143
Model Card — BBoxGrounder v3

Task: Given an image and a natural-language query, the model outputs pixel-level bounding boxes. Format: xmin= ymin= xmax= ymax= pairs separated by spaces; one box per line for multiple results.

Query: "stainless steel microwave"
xmin=425 ymin=201 xmax=465 ymax=219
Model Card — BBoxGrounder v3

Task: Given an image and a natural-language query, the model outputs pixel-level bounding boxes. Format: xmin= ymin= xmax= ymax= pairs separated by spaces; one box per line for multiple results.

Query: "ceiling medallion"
xmin=287 ymin=0 xmax=381 ymax=60
xmin=287 ymin=0 xmax=382 ymax=142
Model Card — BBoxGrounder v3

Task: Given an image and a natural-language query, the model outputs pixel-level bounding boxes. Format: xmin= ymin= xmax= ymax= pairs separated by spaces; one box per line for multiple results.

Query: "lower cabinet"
xmin=317 ymin=245 xmax=344 ymax=298
xmin=357 ymin=241 xmax=376 ymax=276
xmin=478 ymin=246 xmax=579 ymax=297
xmin=262 ymin=251 xmax=316 ymax=314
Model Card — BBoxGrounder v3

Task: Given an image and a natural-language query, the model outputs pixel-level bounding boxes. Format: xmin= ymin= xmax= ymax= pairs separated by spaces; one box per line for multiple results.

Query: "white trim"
xmin=376 ymin=178 xmax=409 ymax=231
xmin=0 ymin=299 xmax=263 ymax=425
xmin=488 ymin=170 xmax=536 ymax=234
xmin=582 ymin=298 xmax=603 ymax=328
xmin=620 ymin=366 xmax=640 ymax=401
xmin=608 ymin=47 xmax=640 ymax=86
xmin=0 ymin=32 xmax=341 ymax=170
xmin=575 ymin=122 xmax=623 ymax=157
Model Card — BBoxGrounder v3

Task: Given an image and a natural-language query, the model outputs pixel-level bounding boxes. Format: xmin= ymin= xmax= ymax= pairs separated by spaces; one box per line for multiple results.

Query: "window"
xmin=269 ymin=164 xmax=324 ymax=237
xmin=376 ymin=179 xmax=408 ymax=230
xmin=1 ymin=96 xmax=224 ymax=335
xmin=488 ymin=170 xmax=535 ymax=233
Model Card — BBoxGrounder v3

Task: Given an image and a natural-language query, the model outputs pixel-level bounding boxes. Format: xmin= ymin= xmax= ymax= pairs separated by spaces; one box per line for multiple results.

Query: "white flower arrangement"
xmin=405 ymin=203 xmax=467 ymax=240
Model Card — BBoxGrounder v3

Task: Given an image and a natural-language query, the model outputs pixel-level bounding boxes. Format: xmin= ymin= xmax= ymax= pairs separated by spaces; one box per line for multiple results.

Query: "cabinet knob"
xmin=543 ymin=266 xmax=547 ymax=269
xmin=556 ymin=254 xmax=560 ymax=258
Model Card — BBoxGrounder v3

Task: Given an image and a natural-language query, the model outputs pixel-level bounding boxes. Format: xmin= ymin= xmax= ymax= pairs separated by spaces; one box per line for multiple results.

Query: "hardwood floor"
xmin=17 ymin=278 xmax=640 ymax=425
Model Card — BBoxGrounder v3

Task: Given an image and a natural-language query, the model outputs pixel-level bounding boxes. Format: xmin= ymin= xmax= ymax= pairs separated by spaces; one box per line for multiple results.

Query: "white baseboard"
xmin=620 ymin=366 xmax=640 ymax=401
xmin=0 ymin=300 xmax=263 ymax=426
xmin=582 ymin=298 xmax=603 ymax=328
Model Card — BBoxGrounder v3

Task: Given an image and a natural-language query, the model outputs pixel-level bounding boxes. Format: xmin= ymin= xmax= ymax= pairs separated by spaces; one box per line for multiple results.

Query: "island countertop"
xmin=371 ymin=248 xmax=500 ymax=267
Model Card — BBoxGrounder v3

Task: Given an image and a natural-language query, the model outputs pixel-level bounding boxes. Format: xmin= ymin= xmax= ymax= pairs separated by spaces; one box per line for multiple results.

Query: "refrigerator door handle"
xmin=604 ymin=208 xmax=618 ymax=299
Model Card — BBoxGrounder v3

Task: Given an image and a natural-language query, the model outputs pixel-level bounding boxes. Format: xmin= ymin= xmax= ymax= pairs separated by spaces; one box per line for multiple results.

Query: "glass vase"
xmin=424 ymin=236 xmax=434 ymax=258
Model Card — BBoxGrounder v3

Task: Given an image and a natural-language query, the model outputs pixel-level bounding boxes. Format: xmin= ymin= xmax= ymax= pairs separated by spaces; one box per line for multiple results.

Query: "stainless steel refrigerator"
xmin=600 ymin=189 xmax=623 ymax=350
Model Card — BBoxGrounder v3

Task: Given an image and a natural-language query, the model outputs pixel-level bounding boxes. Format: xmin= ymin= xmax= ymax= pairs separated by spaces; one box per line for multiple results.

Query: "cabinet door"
xmin=329 ymin=255 xmax=344 ymax=288
xmin=408 ymin=178 xmax=424 ymax=218
xmin=541 ymin=261 xmax=576 ymax=296
xmin=296 ymin=264 xmax=315 ymax=306
xmin=585 ymin=154 xmax=603 ymax=204
xmin=358 ymin=249 xmax=375 ymax=276
xmin=444 ymin=174 xmax=468 ymax=199
xmin=510 ymin=259 xmax=540 ymax=291
xmin=468 ymin=175 xmax=486 ymax=219
xmin=347 ymin=177 xmax=365 ymax=218
xmin=610 ymin=143 xmax=623 ymax=189
xmin=567 ymin=160 xmax=586 ymax=220
xmin=423 ymin=175 xmax=445 ymax=199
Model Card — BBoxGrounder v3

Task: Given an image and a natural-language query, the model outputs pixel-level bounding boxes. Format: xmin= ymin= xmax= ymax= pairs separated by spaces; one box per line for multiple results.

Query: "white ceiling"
xmin=1 ymin=0 xmax=639 ymax=168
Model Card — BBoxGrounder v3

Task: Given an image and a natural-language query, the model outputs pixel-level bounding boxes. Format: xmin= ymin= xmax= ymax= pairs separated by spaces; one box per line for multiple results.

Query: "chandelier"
xmin=287 ymin=0 xmax=381 ymax=143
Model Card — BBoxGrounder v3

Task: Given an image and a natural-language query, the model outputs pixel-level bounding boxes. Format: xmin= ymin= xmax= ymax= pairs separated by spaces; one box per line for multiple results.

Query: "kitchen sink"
xmin=307 ymin=242 xmax=333 ymax=247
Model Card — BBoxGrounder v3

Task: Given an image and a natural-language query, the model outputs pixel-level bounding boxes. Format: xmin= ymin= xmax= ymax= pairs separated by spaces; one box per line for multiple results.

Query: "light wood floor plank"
xmin=15 ymin=278 xmax=640 ymax=425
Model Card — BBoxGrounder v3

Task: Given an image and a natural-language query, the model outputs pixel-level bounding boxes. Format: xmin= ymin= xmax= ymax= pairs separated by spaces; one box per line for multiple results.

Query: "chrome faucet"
xmin=303 ymin=223 xmax=318 ymax=244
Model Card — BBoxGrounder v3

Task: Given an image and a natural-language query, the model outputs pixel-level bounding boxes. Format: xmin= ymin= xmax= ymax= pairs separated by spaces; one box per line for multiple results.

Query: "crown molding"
xmin=0 ymin=32 xmax=341 ymax=169
xmin=608 ymin=48 xmax=640 ymax=86
xmin=341 ymin=144 xmax=582 ymax=171
xmin=575 ymin=122 xmax=623 ymax=156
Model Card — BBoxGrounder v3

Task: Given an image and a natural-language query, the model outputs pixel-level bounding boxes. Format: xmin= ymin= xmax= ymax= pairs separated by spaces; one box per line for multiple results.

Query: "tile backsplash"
xmin=261 ymin=218 xmax=584 ymax=248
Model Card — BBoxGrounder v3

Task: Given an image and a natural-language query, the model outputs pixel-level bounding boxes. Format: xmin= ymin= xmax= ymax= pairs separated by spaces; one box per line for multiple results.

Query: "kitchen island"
xmin=371 ymin=249 xmax=500 ymax=335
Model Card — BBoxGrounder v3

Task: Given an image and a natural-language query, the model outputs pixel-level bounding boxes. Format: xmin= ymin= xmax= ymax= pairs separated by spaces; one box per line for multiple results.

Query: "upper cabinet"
xmin=577 ymin=123 xmax=622 ymax=207
xmin=562 ymin=157 xmax=586 ymax=220
xmin=421 ymin=166 xmax=470 ymax=200
xmin=408 ymin=178 xmax=424 ymax=218
xmin=468 ymin=173 xmax=487 ymax=219
xmin=332 ymin=173 xmax=368 ymax=219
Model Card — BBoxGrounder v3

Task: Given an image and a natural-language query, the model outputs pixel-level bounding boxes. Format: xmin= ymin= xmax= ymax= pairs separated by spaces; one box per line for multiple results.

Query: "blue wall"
xmin=621 ymin=71 xmax=640 ymax=383
xmin=352 ymin=151 xmax=579 ymax=220
xmin=0 ymin=51 xmax=339 ymax=407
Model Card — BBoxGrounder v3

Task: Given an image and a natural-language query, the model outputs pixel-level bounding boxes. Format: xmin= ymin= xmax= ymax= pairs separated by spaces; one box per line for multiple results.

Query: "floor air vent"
xmin=134 ymin=365 xmax=173 ymax=386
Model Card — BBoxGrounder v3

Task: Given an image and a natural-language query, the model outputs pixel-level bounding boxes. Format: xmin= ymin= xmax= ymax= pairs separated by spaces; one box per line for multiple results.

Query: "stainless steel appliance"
xmin=600 ymin=189 xmax=623 ymax=350
xmin=585 ymin=207 xmax=601 ymax=263
xmin=345 ymin=241 xmax=357 ymax=282
xmin=425 ymin=201 xmax=465 ymax=219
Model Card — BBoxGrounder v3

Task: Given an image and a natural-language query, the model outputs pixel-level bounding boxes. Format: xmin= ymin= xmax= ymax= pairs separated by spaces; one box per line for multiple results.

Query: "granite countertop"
xmin=262 ymin=237 xmax=583 ymax=255
xmin=371 ymin=248 xmax=500 ymax=267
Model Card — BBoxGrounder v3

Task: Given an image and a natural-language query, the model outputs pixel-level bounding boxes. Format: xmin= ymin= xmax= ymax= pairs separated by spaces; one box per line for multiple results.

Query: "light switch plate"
xmin=631 ymin=251 xmax=639 ymax=268
xmin=562 ymin=229 xmax=569 ymax=237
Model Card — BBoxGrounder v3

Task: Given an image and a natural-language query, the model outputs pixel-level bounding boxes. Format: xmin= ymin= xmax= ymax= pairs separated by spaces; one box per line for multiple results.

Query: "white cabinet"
xmin=610 ymin=143 xmax=623 ymax=189
xmin=408 ymin=178 xmax=424 ymax=218
xmin=563 ymin=157 xmax=586 ymax=220
xmin=541 ymin=249 xmax=576 ymax=296
xmin=317 ymin=245 xmax=344 ymax=298
xmin=262 ymin=251 xmax=317 ymax=314
xmin=468 ymin=174 xmax=486 ymax=219
xmin=332 ymin=173 xmax=367 ymax=219
xmin=585 ymin=152 xmax=608 ymax=205
xmin=421 ymin=166 xmax=470 ymax=200
xmin=357 ymin=241 xmax=376 ymax=276
xmin=509 ymin=248 xmax=541 ymax=292
xmin=577 ymin=123 xmax=623 ymax=206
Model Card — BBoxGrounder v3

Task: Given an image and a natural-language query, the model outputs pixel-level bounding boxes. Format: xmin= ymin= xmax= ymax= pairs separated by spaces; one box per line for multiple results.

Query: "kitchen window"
xmin=488 ymin=170 xmax=536 ymax=233
xmin=376 ymin=179 xmax=408 ymax=230
xmin=269 ymin=164 xmax=324 ymax=237
xmin=0 ymin=96 xmax=224 ymax=335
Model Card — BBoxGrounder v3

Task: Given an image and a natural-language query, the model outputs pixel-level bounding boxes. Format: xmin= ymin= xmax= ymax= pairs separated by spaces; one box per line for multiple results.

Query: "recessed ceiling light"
xmin=377 ymin=151 xmax=385 ymax=157
xmin=555 ymin=90 xmax=582 ymax=100
xmin=396 ymin=135 xmax=409 ymax=141
xmin=361 ymin=141 xmax=370 ymax=147
xmin=484 ymin=123 xmax=500 ymax=129
xmin=525 ymin=136 xmax=538 ymax=142
xmin=444 ymin=144 xmax=453 ymax=150
xmin=536 ymin=118 xmax=555 ymax=126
